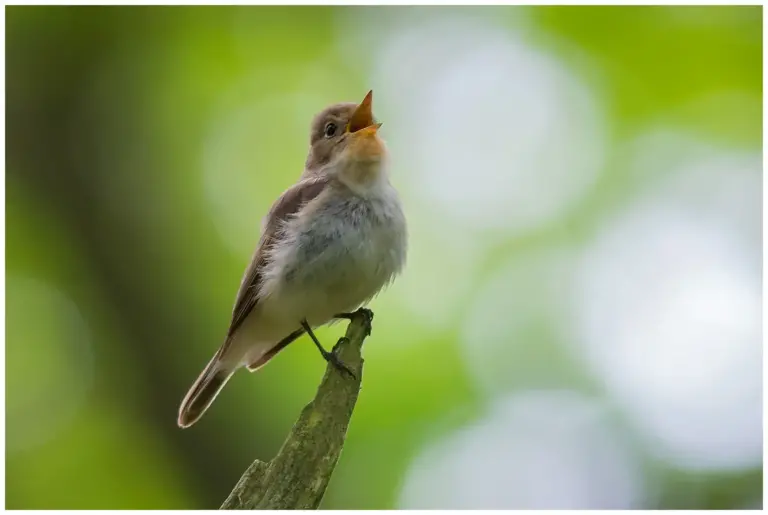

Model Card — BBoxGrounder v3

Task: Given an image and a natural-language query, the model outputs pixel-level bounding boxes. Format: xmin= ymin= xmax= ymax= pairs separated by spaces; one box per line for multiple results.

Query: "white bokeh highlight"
xmin=339 ymin=10 xmax=606 ymax=236
xmin=398 ymin=391 xmax=647 ymax=509
xmin=334 ymin=9 xmax=607 ymax=331
xmin=569 ymin=140 xmax=761 ymax=471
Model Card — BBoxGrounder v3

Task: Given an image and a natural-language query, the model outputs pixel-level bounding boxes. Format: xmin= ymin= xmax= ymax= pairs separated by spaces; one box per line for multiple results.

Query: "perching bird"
xmin=178 ymin=90 xmax=407 ymax=428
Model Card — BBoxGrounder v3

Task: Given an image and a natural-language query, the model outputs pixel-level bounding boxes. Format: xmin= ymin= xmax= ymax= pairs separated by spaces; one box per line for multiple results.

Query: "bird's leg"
xmin=301 ymin=319 xmax=356 ymax=379
xmin=333 ymin=308 xmax=374 ymax=336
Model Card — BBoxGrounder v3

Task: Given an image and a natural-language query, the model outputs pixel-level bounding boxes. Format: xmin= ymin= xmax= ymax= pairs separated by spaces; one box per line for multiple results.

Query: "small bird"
xmin=178 ymin=90 xmax=408 ymax=428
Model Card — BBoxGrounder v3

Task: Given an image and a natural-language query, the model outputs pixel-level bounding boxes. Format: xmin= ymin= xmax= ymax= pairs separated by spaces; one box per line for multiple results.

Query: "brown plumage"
xmin=177 ymin=90 xmax=406 ymax=429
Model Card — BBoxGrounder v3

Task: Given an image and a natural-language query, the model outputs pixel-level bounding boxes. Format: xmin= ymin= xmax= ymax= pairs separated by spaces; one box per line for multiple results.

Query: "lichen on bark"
xmin=220 ymin=309 xmax=373 ymax=510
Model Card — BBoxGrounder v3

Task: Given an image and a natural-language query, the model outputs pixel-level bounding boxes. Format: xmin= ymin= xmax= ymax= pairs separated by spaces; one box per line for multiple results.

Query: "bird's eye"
xmin=324 ymin=122 xmax=337 ymax=138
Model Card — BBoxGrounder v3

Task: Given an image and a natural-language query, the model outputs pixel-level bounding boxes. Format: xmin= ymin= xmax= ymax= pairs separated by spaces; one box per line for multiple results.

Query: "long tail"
xmin=177 ymin=353 xmax=235 ymax=428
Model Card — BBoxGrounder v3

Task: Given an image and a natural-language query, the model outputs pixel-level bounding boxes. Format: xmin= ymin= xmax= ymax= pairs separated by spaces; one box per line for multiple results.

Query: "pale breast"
xmin=272 ymin=183 xmax=407 ymax=324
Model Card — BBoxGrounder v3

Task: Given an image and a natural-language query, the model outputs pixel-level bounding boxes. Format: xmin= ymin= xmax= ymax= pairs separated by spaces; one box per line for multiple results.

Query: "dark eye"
xmin=324 ymin=122 xmax=337 ymax=138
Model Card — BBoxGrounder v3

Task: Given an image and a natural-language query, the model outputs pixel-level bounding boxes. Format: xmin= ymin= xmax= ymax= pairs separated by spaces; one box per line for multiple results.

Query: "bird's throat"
xmin=337 ymin=159 xmax=386 ymax=196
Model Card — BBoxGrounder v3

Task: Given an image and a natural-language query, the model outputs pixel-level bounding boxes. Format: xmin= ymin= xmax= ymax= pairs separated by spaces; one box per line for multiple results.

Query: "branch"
xmin=220 ymin=309 xmax=373 ymax=510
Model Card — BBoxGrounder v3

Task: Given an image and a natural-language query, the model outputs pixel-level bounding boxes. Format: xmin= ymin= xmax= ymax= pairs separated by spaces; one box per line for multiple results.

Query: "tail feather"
xmin=177 ymin=355 xmax=234 ymax=428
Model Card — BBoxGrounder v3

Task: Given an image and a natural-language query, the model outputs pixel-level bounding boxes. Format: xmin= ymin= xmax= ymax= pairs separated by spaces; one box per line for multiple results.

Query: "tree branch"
xmin=220 ymin=309 xmax=373 ymax=510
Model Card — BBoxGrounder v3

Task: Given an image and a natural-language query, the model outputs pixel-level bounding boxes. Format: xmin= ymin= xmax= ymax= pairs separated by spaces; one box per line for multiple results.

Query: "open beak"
xmin=347 ymin=90 xmax=382 ymax=134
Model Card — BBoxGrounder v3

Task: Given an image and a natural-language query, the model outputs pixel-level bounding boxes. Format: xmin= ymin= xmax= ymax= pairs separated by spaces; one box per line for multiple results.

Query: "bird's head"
xmin=304 ymin=90 xmax=386 ymax=179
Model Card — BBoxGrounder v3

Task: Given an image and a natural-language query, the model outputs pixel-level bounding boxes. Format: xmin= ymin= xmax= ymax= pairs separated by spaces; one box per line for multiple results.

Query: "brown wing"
xmin=226 ymin=176 xmax=329 ymax=340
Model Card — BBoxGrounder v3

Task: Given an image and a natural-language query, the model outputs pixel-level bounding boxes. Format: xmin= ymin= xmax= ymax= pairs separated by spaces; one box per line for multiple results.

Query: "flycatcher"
xmin=178 ymin=90 xmax=408 ymax=428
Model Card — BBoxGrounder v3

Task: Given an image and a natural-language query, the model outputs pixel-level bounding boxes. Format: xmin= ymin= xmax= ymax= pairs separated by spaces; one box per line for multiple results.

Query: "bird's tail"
xmin=177 ymin=352 xmax=235 ymax=428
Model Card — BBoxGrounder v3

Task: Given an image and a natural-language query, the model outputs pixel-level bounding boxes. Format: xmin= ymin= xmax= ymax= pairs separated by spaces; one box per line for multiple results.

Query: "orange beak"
xmin=345 ymin=91 xmax=385 ymax=161
xmin=347 ymin=90 xmax=382 ymax=134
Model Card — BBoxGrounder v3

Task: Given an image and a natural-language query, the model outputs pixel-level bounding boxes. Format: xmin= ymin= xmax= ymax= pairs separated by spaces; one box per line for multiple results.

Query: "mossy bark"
xmin=220 ymin=309 xmax=372 ymax=510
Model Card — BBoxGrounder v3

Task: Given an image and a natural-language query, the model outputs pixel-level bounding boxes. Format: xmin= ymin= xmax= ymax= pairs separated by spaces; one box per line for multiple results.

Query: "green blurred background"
xmin=6 ymin=5 xmax=762 ymax=510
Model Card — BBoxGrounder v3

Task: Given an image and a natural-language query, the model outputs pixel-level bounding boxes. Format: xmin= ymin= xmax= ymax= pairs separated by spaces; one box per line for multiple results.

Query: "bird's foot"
xmin=321 ymin=341 xmax=357 ymax=380
xmin=301 ymin=318 xmax=357 ymax=380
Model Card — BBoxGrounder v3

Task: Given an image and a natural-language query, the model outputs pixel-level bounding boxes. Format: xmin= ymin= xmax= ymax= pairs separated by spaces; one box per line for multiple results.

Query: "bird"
xmin=177 ymin=90 xmax=408 ymax=428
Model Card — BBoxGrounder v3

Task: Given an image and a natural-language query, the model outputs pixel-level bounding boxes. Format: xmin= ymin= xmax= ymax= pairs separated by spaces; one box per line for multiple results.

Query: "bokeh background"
xmin=6 ymin=5 xmax=762 ymax=510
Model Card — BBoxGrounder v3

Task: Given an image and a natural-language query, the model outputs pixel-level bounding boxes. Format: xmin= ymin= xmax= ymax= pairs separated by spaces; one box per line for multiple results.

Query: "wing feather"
xmin=226 ymin=176 xmax=329 ymax=340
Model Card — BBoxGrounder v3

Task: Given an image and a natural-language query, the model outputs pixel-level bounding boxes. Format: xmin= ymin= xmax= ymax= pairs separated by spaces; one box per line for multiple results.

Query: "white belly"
xmin=230 ymin=183 xmax=407 ymax=368
xmin=264 ymin=185 xmax=406 ymax=325
xmin=275 ymin=192 xmax=404 ymax=324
